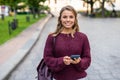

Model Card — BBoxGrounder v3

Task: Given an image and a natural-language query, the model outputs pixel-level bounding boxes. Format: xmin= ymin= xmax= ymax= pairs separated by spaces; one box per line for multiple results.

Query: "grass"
xmin=0 ymin=14 xmax=46 ymax=45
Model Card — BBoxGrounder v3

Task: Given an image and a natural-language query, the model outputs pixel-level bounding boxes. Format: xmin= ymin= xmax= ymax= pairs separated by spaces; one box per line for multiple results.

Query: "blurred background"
xmin=0 ymin=0 xmax=120 ymax=19
xmin=0 ymin=0 xmax=120 ymax=80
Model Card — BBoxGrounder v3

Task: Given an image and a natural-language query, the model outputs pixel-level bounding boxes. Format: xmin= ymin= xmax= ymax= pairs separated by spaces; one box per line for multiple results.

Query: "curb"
xmin=0 ymin=14 xmax=51 ymax=80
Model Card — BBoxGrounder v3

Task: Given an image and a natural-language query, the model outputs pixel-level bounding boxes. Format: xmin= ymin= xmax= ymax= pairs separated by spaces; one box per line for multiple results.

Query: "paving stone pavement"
xmin=78 ymin=15 xmax=120 ymax=80
xmin=8 ymin=14 xmax=120 ymax=80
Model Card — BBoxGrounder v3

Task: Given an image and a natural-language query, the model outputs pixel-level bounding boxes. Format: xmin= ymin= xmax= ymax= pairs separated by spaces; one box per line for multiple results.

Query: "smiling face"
xmin=60 ymin=10 xmax=75 ymax=29
xmin=54 ymin=5 xmax=79 ymax=36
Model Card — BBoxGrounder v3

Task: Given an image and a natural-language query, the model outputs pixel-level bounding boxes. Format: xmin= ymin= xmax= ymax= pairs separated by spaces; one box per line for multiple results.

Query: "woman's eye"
xmin=70 ymin=16 xmax=74 ymax=18
xmin=62 ymin=15 xmax=74 ymax=19
xmin=63 ymin=16 xmax=67 ymax=18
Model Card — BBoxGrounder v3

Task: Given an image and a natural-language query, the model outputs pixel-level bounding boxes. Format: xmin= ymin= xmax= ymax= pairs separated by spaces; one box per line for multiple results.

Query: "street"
xmin=8 ymin=15 xmax=120 ymax=80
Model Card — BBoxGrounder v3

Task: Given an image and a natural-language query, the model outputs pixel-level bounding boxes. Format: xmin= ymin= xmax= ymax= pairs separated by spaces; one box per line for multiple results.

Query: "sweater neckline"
xmin=60 ymin=32 xmax=77 ymax=35
xmin=59 ymin=32 xmax=77 ymax=37
xmin=60 ymin=32 xmax=70 ymax=35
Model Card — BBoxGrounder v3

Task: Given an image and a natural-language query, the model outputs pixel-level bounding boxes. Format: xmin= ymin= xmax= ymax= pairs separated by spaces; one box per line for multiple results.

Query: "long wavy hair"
xmin=53 ymin=5 xmax=79 ymax=38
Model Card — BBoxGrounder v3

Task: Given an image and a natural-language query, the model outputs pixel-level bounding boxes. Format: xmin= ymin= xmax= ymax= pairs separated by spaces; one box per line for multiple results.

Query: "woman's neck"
xmin=61 ymin=28 xmax=72 ymax=34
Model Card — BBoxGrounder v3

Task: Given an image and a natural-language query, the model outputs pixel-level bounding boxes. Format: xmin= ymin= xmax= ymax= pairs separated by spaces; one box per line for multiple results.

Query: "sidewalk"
xmin=0 ymin=14 xmax=51 ymax=80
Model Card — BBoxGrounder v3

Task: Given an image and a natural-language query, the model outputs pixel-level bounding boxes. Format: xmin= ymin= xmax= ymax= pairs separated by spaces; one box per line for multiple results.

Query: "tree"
xmin=4 ymin=0 xmax=21 ymax=9
xmin=98 ymin=0 xmax=116 ymax=17
xmin=0 ymin=0 xmax=5 ymax=5
xmin=26 ymin=0 xmax=46 ymax=18
xmin=82 ymin=0 xmax=96 ymax=16
xmin=82 ymin=0 xmax=116 ymax=17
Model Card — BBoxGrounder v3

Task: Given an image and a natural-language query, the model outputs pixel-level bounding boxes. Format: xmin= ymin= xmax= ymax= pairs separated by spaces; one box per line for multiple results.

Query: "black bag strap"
xmin=53 ymin=36 xmax=56 ymax=54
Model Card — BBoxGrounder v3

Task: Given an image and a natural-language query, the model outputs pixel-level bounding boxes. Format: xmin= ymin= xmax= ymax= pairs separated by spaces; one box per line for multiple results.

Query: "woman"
xmin=44 ymin=5 xmax=91 ymax=80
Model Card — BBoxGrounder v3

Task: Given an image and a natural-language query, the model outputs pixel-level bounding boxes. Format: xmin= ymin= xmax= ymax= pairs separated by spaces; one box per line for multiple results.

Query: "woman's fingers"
xmin=63 ymin=56 xmax=71 ymax=65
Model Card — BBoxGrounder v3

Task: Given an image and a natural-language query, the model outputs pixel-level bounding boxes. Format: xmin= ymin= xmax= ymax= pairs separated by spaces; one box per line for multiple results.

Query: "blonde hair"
xmin=53 ymin=5 xmax=79 ymax=38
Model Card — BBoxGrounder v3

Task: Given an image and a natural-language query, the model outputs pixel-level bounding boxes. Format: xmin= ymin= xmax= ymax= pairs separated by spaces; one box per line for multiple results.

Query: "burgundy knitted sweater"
xmin=44 ymin=32 xmax=91 ymax=80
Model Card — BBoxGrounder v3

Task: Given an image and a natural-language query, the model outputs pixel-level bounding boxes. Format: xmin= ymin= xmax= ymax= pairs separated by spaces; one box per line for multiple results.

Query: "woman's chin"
xmin=64 ymin=26 xmax=72 ymax=29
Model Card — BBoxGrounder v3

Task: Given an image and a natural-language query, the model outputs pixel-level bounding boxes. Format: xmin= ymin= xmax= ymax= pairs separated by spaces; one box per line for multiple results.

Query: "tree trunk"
xmin=102 ymin=0 xmax=105 ymax=17
xmin=90 ymin=0 xmax=94 ymax=14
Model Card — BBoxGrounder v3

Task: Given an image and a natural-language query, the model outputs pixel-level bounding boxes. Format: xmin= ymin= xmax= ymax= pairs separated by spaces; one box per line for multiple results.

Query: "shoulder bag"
xmin=37 ymin=37 xmax=56 ymax=80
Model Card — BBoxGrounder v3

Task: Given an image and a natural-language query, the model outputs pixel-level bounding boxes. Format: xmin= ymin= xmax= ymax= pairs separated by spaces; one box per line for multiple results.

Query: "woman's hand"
xmin=71 ymin=57 xmax=81 ymax=64
xmin=63 ymin=56 xmax=71 ymax=65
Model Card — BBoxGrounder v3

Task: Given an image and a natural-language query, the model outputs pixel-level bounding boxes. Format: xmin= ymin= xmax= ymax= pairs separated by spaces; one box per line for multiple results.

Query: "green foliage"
xmin=4 ymin=0 xmax=20 ymax=8
xmin=0 ymin=0 xmax=5 ymax=5
xmin=27 ymin=0 xmax=46 ymax=8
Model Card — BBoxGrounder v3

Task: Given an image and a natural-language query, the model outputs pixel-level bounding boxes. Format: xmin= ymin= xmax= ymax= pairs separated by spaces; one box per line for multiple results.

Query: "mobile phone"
xmin=70 ymin=55 xmax=80 ymax=60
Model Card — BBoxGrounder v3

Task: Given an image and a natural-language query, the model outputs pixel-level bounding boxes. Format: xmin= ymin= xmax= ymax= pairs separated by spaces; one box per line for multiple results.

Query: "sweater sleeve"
xmin=73 ymin=35 xmax=91 ymax=71
xmin=43 ymin=34 xmax=66 ymax=72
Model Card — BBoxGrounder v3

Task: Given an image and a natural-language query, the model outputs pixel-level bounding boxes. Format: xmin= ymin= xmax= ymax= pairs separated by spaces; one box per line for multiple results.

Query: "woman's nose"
xmin=66 ymin=18 xmax=70 ymax=21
